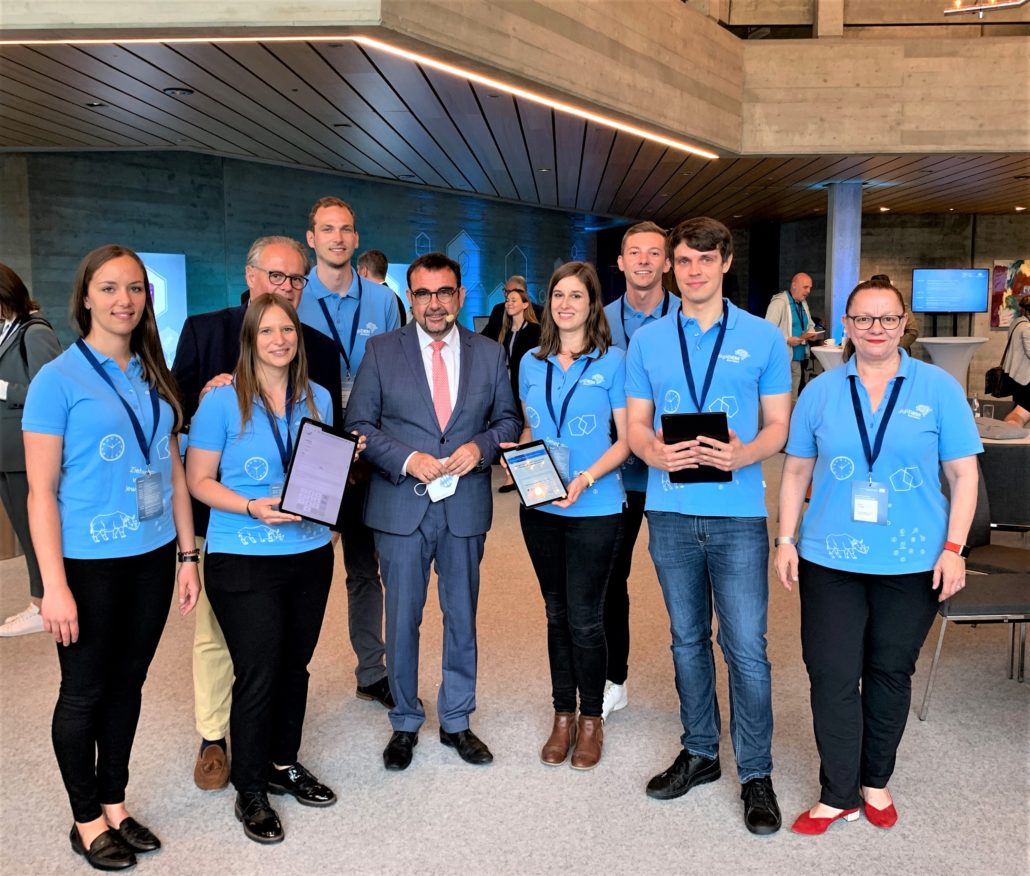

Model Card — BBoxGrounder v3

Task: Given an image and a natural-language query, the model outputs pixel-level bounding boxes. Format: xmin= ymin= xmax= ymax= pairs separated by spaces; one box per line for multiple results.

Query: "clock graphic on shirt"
xmin=244 ymin=457 xmax=269 ymax=481
xmin=830 ymin=456 xmax=855 ymax=481
xmin=98 ymin=434 xmax=125 ymax=462
xmin=663 ymin=390 xmax=681 ymax=413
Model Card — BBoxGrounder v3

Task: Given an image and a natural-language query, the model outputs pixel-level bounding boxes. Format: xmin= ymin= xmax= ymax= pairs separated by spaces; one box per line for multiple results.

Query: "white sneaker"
xmin=0 ymin=603 xmax=44 ymax=637
xmin=601 ymin=680 xmax=628 ymax=720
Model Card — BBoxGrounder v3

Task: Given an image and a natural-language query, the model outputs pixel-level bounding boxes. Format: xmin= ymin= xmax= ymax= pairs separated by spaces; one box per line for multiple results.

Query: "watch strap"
xmin=943 ymin=541 xmax=971 ymax=559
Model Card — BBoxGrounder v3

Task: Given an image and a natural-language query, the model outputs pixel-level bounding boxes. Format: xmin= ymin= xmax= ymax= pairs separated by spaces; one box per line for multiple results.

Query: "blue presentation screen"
xmin=138 ymin=252 xmax=188 ymax=367
xmin=911 ymin=268 xmax=989 ymax=313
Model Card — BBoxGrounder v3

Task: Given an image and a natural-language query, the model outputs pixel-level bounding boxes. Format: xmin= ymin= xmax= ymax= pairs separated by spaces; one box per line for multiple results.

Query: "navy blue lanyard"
xmin=676 ymin=300 xmax=729 ymax=413
xmin=621 ymin=292 xmax=670 ymax=344
xmin=261 ymin=386 xmax=295 ymax=472
xmin=791 ymin=297 xmax=807 ymax=332
xmin=848 ymin=374 xmax=905 ymax=482
xmin=317 ymin=274 xmax=364 ymax=374
xmin=545 ymin=356 xmax=594 ymax=439
xmin=76 ymin=339 xmax=160 ymax=469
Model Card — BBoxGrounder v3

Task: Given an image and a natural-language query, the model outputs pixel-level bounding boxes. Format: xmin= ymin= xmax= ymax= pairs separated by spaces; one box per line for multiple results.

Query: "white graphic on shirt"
xmin=90 ymin=510 xmax=140 ymax=542
xmin=825 ymin=532 xmax=870 ymax=560
xmin=237 ymin=525 xmax=286 ymax=546
xmin=890 ymin=527 xmax=927 ymax=563
xmin=356 ymin=321 xmax=379 ymax=337
xmin=830 ymin=456 xmax=856 ymax=481
xmin=719 ymin=348 xmax=751 ymax=364
xmin=244 ymin=457 xmax=270 ymax=481
xmin=708 ymin=396 xmax=739 ymax=418
xmin=663 ymin=390 xmax=681 ymax=413
xmin=567 ymin=415 xmax=597 ymax=437
xmin=659 ymin=471 xmax=686 ymax=492
xmin=156 ymin=435 xmax=171 ymax=460
xmin=898 ymin=404 xmax=932 ymax=421
xmin=98 ymin=434 xmax=126 ymax=461
xmin=525 ymin=406 xmax=541 ymax=429
xmin=890 ymin=467 xmax=923 ymax=492
xmin=579 ymin=373 xmax=606 ymax=387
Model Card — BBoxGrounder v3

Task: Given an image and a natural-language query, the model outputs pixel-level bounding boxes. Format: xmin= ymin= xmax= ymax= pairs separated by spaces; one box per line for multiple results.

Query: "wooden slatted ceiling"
xmin=1 ymin=39 xmax=1028 ymax=226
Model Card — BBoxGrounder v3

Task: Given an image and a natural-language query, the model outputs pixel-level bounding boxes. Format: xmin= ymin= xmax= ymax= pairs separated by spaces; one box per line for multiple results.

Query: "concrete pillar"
xmin=815 ymin=0 xmax=844 ymax=37
xmin=825 ymin=182 xmax=862 ymax=343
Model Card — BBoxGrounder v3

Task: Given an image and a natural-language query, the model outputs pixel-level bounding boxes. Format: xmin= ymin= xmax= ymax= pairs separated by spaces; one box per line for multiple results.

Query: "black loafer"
xmin=383 ymin=731 xmax=418 ymax=771
xmin=234 ymin=791 xmax=284 ymax=844
xmin=497 ymin=483 xmax=518 ymax=493
xmin=356 ymin=676 xmax=395 ymax=709
xmin=439 ymin=728 xmax=494 ymax=765
xmin=646 ymin=750 xmax=721 ymax=800
xmin=741 ymin=776 xmax=782 ymax=835
xmin=267 ymin=762 xmax=337 ymax=807
xmin=69 ymin=825 xmax=137 ymax=871
xmin=111 ymin=818 xmax=160 ymax=853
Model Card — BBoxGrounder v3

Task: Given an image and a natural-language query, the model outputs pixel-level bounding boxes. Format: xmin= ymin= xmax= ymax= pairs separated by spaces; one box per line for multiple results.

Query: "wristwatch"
xmin=774 ymin=536 xmax=797 ymax=547
xmin=943 ymin=541 xmax=971 ymax=559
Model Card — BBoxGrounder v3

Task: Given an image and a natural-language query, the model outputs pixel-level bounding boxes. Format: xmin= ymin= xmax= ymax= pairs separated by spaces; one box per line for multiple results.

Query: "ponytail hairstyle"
xmin=841 ymin=277 xmax=906 ymax=362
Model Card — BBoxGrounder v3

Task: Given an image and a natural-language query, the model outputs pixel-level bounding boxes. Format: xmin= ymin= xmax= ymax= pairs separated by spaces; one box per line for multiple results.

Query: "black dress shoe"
xmin=356 ymin=676 xmax=396 ymax=709
xmin=267 ymin=762 xmax=337 ymax=807
xmin=497 ymin=482 xmax=518 ymax=493
xmin=439 ymin=728 xmax=494 ymax=765
xmin=741 ymin=776 xmax=782 ymax=835
xmin=234 ymin=791 xmax=284 ymax=844
xmin=645 ymin=750 xmax=721 ymax=800
xmin=383 ymin=731 xmax=418 ymax=771
xmin=111 ymin=818 xmax=160 ymax=853
xmin=69 ymin=825 xmax=137 ymax=871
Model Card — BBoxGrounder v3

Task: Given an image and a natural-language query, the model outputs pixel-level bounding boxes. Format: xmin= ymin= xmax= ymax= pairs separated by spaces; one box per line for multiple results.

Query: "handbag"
xmin=985 ymin=316 xmax=1026 ymax=398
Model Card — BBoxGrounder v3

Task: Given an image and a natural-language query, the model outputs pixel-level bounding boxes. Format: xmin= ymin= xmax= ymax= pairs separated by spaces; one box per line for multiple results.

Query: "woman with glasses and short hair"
xmin=775 ymin=277 xmax=981 ymax=835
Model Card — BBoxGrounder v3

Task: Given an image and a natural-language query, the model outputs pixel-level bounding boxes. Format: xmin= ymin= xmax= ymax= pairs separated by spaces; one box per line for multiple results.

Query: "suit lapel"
xmin=446 ymin=327 xmax=474 ymax=435
xmin=401 ymin=325 xmax=440 ymax=429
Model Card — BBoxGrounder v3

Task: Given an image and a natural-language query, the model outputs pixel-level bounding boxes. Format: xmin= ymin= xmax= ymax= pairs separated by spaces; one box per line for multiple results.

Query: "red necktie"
xmin=431 ymin=340 xmax=451 ymax=431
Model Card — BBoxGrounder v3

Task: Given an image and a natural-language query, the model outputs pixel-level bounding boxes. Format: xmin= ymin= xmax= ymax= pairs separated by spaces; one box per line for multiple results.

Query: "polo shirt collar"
xmin=844 ymin=347 xmax=912 ymax=380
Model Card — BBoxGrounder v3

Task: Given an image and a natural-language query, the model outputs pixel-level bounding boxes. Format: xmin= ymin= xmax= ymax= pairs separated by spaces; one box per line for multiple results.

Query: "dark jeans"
xmin=205 ymin=544 xmax=333 ymax=794
xmin=0 ymin=470 xmax=44 ymax=598
xmin=603 ymin=490 xmax=646 ymax=684
xmin=798 ymin=558 xmax=939 ymax=809
xmin=53 ymin=541 xmax=175 ymax=823
xmin=520 ymin=508 xmax=622 ymax=716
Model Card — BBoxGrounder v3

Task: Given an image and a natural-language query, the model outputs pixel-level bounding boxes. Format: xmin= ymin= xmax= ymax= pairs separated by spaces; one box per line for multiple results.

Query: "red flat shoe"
xmin=790 ymin=807 xmax=860 ymax=835
xmin=863 ymin=800 xmax=898 ymax=829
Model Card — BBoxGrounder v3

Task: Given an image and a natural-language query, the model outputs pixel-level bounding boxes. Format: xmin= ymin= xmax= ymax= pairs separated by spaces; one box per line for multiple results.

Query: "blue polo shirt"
xmin=22 ymin=343 xmax=176 ymax=559
xmin=786 ymin=350 xmax=982 ymax=575
xmin=188 ymin=383 xmax=333 ymax=556
xmin=605 ymin=290 xmax=677 ymax=493
xmin=625 ymin=300 xmax=791 ymax=517
xmin=296 ymin=269 xmax=400 ymax=379
xmin=520 ymin=346 xmax=627 ymax=518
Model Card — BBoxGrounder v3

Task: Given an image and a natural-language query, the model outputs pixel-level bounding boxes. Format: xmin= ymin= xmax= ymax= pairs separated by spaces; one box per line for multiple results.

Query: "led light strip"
xmin=944 ymin=0 xmax=1028 ymax=16
xmin=0 ymin=32 xmax=719 ymax=161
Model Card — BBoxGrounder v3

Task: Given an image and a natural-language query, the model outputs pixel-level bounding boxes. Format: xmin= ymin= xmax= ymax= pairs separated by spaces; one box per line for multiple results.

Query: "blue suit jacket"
xmin=345 ymin=324 xmax=519 ymax=537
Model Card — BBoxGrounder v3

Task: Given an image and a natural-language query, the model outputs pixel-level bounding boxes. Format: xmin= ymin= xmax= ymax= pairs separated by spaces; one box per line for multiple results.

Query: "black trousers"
xmin=519 ymin=508 xmax=622 ymax=716
xmin=53 ymin=541 xmax=175 ymax=823
xmin=205 ymin=544 xmax=333 ymax=794
xmin=798 ymin=558 xmax=939 ymax=809
xmin=603 ymin=490 xmax=646 ymax=684
xmin=0 ymin=470 xmax=45 ymax=598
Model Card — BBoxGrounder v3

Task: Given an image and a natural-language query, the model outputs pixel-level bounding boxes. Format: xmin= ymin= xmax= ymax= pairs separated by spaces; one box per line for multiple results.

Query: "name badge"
xmin=135 ymin=471 xmax=164 ymax=521
xmin=545 ymin=438 xmax=572 ymax=486
xmin=270 ymin=483 xmax=283 ymax=499
xmin=851 ymin=481 xmax=888 ymax=525
xmin=340 ymin=373 xmax=355 ymax=411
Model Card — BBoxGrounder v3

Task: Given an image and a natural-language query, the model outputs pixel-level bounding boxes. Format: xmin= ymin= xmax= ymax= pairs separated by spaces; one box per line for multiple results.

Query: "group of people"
xmin=0 ymin=200 xmax=990 ymax=868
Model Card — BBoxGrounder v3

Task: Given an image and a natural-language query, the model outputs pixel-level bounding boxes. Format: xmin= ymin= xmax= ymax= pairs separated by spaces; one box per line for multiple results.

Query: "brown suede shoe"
xmin=540 ymin=712 xmax=578 ymax=766
xmin=570 ymin=715 xmax=603 ymax=770
xmin=194 ymin=743 xmax=230 ymax=790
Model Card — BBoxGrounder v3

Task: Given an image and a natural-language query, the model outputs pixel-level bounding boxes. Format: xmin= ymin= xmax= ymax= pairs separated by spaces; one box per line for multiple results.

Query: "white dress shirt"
xmin=401 ymin=323 xmax=462 ymax=475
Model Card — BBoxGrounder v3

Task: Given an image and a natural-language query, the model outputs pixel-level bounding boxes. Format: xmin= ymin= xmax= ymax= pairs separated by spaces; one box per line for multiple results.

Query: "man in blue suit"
xmin=345 ymin=252 xmax=520 ymax=770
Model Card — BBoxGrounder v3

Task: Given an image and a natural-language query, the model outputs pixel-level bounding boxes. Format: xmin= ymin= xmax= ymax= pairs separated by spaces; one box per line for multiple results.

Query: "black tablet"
xmin=500 ymin=440 xmax=569 ymax=508
xmin=279 ymin=417 xmax=359 ymax=527
xmin=661 ymin=412 xmax=732 ymax=484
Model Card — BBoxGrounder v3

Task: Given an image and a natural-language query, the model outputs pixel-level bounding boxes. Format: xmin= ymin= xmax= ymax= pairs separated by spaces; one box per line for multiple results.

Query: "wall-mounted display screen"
xmin=911 ymin=268 xmax=989 ymax=313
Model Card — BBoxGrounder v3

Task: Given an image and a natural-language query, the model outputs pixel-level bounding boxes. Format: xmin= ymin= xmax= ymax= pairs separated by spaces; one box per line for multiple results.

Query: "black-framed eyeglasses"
xmin=253 ymin=267 xmax=308 ymax=290
xmin=846 ymin=314 xmax=904 ymax=330
xmin=411 ymin=287 xmax=456 ymax=304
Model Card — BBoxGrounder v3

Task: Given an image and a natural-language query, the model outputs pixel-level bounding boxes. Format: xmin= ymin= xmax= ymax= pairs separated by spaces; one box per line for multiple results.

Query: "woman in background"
xmin=498 ymin=286 xmax=541 ymax=493
xmin=1000 ymin=292 xmax=1030 ymax=427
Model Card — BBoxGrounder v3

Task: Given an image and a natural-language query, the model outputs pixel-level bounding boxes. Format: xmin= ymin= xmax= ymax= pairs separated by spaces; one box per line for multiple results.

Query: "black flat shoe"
xmin=645 ymin=750 xmax=721 ymax=800
xmin=111 ymin=818 xmax=160 ymax=853
xmin=356 ymin=676 xmax=395 ymax=709
xmin=70 ymin=825 xmax=137 ymax=871
xmin=383 ymin=730 xmax=418 ymax=771
xmin=267 ymin=762 xmax=337 ymax=807
xmin=439 ymin=728 xmax=494 ymax=765
xmin=497 ymin=482 xmax=517 ymax=493
xmin=234 ymin=791 xmax=284 ymax=844
xmin=741 ymin=776 xmax=782 ymax=835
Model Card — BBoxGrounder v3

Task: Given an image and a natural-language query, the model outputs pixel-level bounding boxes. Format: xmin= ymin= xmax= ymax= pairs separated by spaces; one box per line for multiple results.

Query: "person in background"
xmin=1000 ymin=293 xmax=1030 ymax=427
xmin=481 ymin=275 xmax=543 ymax=341
xmin=0 ymin=263 xmax=62 ymax=637
xmin=24 ymin=245 xmax=200 ymax=871
xmin=513 ymin=261 xmax=628 ymax=769
xmin=496 ymin=285 xmax=540 ymax=493
xmin=357 ymin=248 xmax=407 ymax=327
xmin=870 ymin=275 xmax=920 ymax=351
xmin=776 ymin=277 xmax=980 ymax=836
xmin=765 ymin=272 xmax=817 ymax=399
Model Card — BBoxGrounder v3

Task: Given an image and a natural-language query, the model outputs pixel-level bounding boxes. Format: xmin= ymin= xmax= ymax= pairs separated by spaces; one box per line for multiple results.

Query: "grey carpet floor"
xmin=1 ymin=459 xmax=1027 ymax=875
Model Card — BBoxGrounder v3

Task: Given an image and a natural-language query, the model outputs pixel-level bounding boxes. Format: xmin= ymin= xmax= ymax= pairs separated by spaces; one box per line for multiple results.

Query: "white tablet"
xmin=280 ymin=417 xmax=358 ymax=527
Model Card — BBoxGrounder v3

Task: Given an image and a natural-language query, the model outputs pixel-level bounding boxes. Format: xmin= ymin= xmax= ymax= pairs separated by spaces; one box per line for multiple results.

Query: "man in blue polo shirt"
xmin=625 ymin=216 xmax=791 ymax=835
xmin=600 ymin=220 xmax=677 ymax=721
xmin=296 ymin=196 xmax=400 ymax=712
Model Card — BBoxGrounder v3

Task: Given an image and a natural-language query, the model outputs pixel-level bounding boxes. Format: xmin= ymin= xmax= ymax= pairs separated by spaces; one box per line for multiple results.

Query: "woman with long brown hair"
xmin=497 ymin=285 xmax=541 ymax=493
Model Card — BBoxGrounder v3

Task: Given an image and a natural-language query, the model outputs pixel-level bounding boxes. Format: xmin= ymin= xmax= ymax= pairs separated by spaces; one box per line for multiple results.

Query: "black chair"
xmin=955 ymin=461 xmax=1027 ymax=574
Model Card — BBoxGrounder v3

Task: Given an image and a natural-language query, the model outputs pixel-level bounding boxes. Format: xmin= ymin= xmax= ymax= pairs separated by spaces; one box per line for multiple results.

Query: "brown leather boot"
xmin=570 ymin=715 xmax=603 ymax=770
xmin=540 ymin=712 xmax=578 ymax=766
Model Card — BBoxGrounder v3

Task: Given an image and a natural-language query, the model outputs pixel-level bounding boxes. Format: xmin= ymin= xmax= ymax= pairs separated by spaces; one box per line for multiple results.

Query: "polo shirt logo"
xmin=99 ymin=434 xmax=126 ymax=461
xmin=357 ymin=321 xmax=379 ymax=336
xmin=579 ymin=373 xmax=606 ymax=387
xmin=718 ymin=348 xmax=751 ymax=364
xmin=897 ymin=404 xmax=932 ymax=420
xmin=244 ymin=457 xmax=270 ymax=480
xmin=663 ymin=390 xmax=681 ymax=413
xmin=567 ymin=415 xmax=597 ymax=437
xmin=889 ymin=466 xmax=923 ymax=491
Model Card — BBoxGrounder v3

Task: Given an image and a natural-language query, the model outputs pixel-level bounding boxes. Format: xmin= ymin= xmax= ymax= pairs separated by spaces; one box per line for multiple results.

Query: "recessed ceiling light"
xmin=487 ymin=92 xmax=501 ymax=99
xmin=1016 ymin=206 xmax=1027 ymax=212
xmin=732 ymin=214 xmax=743 ymax=218
xmin=949 ymin=207 xmax=955 ymax=212
xmin=333 ymin=122 xmax=353 ymax=128
xmin=1014 ymin=175 xmax=1030 ymax=181
xmin=162 ymin=87 xmax=194 ymax=97
xmin=538 ymin=168 xmax=550 ymax=173
xmin=879 ymin=206 xmax=891 ymax=212
xmin=85 ymin=100 xmax=105 ymax=107
xmin=398 ymin=173 xmax=416 ymax=180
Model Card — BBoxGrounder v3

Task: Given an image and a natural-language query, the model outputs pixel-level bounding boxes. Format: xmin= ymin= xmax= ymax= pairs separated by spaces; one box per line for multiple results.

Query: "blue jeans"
xmin=647 ymin=512 xmax=773 ymax=782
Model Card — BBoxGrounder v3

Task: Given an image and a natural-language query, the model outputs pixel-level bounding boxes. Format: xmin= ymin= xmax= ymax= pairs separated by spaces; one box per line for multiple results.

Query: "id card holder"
xmin=135 ymin=471 xmax=164 ymax=521
xmin=545 ymin=438 xmax=572 ymax=486
xmin=340 ymin=373 xmax=355 ymax=411
xmin=851 ymin=481 xmax=888 ymax=525
xmin=270 ymin=483 xmax=283 ymax=499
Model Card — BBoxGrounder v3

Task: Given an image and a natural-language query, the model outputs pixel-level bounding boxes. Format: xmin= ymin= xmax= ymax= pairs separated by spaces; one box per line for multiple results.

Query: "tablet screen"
xmin=501 ymin=441 xmax=568 ymax=508
xmin=280 ymin=418 xmax=358 ymax=526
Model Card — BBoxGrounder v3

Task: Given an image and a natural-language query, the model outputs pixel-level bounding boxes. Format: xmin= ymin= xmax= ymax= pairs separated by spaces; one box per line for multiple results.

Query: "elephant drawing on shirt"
xmin=825 ymin=533 xmax=870 ymax=560
xmin=89 ymin=511 xmax=140 ymax=543
xmin=236 ymin=525 xmax=285 ymax=546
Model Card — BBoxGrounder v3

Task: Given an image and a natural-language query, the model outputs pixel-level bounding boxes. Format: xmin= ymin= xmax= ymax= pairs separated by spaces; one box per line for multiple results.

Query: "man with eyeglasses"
xmin=345 ymin=252 xmax=519 ymax=771
xmin=765 ymin=273 xmax=818 ymax=399
xmin=172 ymin=235 xmax=341 ymax=792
